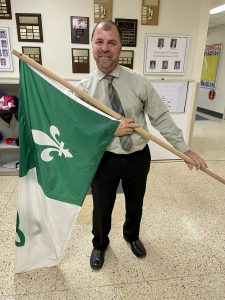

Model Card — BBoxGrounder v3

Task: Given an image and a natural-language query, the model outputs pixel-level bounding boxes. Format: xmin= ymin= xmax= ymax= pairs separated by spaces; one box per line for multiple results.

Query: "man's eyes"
xmin=95 ymin=40 xmax=117 ymax=46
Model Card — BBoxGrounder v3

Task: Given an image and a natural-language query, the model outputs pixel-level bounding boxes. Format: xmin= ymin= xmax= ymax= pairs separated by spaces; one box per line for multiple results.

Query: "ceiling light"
xmin=210 ymin=4 xmax=225 ymax=14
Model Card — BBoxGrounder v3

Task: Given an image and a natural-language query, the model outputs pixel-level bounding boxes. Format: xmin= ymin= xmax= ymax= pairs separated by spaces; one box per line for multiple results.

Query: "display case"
xmin=0 ymin=83 xmax=19 ymax=175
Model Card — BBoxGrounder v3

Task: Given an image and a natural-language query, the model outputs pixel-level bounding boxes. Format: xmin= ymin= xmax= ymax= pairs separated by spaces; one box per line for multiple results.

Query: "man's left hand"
xmin=184 ymin=150 xmax=208 ymax=171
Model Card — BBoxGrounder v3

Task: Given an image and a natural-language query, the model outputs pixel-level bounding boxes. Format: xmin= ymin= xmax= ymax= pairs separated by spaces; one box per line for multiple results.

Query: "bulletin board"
xmin=152 ymin=81 xmax=188 ymax=113
xmin=200 ymin=43 xmax=222 ymax=88
xmin=144 ymin=34 xmax=189 ymax=75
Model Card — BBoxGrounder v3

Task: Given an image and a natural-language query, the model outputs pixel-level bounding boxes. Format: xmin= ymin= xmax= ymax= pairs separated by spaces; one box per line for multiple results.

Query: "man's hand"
xmin=115 ymin=118 xmax=140 ymax=137
xmin=184 ymin=150 xmax=208 ymax=171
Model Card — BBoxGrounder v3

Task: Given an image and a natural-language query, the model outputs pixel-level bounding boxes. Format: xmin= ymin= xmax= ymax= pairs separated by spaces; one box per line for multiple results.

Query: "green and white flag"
xmin=15 ymin=61 xmax=119 ymax=273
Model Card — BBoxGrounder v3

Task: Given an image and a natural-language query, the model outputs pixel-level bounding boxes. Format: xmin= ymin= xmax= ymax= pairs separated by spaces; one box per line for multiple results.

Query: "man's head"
xmin=91 ymin=20 xmax=122 ymax=74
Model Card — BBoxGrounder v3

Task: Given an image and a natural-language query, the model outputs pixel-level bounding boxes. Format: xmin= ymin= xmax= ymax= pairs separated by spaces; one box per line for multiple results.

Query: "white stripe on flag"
xmin=15 ymin=168 xmax=80 ymax=273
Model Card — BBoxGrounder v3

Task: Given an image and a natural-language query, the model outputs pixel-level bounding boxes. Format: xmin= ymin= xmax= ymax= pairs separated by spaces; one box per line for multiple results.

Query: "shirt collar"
xmin=97 ymin=64 xmax=121 ymax=81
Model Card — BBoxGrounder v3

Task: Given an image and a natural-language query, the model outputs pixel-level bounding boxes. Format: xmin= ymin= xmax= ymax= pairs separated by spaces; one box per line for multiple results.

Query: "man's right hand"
xmin=114 ymin=118 xmax=140 ymax=136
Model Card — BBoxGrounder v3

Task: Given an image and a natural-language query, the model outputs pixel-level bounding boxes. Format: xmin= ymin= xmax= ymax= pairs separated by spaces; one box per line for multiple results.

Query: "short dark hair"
xmin=91 ymin=20 xmax=122 ymax=43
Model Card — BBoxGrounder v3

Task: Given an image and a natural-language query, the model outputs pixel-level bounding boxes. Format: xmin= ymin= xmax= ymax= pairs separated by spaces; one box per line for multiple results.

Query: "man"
xmin=77 ymin=20 xmax=207 ymax=270
xmin=162 ymin=60 xmax=168 ymax=69
xmin=157 ymin=38 xmax=164 ymax=48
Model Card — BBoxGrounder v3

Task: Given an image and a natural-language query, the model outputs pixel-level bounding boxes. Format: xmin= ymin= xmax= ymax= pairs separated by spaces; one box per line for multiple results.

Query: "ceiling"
xmin=209 ymin=0 xmax=225 ymax=27
xmin=209 ymin=11 xmax=225 ymax=27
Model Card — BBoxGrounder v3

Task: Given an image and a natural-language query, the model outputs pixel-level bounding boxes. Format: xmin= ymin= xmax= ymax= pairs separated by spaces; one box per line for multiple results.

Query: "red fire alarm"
xmin=208 ymin=89 xmax=216 ymax=100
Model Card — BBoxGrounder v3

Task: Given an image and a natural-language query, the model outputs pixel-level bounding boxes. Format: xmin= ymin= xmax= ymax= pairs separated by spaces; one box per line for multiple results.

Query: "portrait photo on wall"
xmin=71 ymin=16 xmax=89 ymax=44
xmin=157 ymin=38 xmax=164 ymax=48
xmin=144 ymin=34 xmax=189 ymax=74
xmin=162 ymin=60 xmax=168 ymax=69
xmin=0 ymin=27 xmax=13 ymax=71
xmin=170 ymin=38 xmax=177 ymax=48
xmin=174 ymin=60 xmax=180 ymax=69
xmin=149 ymin=60 xmax=156 ymax=69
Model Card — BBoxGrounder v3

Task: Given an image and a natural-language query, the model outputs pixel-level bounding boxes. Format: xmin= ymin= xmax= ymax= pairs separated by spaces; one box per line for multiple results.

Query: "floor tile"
xmin=114 ymin=273 xmax=225 ymax=300
xmin=16 ymin=285 xmax=115 ymax=300
xmin=56 ymin=224 xmax=144 ymax=290
xmin=138 ymin=237 xmax=223 ymax=281
xmin=0 ymin=230 xmax=15 ymax=272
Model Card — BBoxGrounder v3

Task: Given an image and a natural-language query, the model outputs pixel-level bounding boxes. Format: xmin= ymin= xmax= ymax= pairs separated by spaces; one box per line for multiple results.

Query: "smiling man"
xmin=91 ymin=22 xmax=122 ymax=74
xmin=76 ymin=20 xmax=207 ymax=270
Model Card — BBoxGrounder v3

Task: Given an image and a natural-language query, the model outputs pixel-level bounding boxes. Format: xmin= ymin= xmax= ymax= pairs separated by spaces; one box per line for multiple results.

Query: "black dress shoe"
xmin=90 ymin=248 xmax=106 ymax=270
xmin=124 ymin=237 xmax=146 ymax=258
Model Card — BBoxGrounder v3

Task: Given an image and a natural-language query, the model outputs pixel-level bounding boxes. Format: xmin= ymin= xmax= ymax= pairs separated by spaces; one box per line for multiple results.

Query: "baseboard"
xmin=197 ymin=107 xmax=223 ymax=119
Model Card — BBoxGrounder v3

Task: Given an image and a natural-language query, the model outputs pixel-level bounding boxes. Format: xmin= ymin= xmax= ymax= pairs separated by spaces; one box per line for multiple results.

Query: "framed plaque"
xmin=119 ymin=50 xmax=134 ymax=69
xmin=94 ymin=0 xmax=112 ymax=23
xmin=72 ymin=48 xmax=89 ymax=73
xmin=0 ymin=0 xmax=12 ymax=19
xmin=144 ymin=34 xmax=189 ymax=75
xmin=15 ymin=13 xmax=43 ymax=42
xmin=141 ymin=0 xmax=160 ymax=25
xmin=71 ymin=16 xmax=89 ymax=44
xmin=115 ymin=18 xmax=137 ymax=47
xmin=0 ymin=27 xmax=13 ymax=71
xmin=22 ymin=46 xmax=42 ymax=65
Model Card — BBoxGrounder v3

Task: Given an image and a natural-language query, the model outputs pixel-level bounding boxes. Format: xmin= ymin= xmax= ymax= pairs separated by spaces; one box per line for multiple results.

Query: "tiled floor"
xmin=0 ymin=114 xmax=225 ymax=299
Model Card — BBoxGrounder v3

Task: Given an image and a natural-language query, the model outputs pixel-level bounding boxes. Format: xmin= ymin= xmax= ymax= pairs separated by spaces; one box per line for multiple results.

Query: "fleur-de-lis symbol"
xmin=32 ymin=125 xmax=73 ymax=162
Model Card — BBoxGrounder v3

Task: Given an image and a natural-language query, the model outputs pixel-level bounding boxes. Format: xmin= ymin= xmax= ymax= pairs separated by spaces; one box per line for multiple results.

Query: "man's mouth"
xmin=98 ymin=52 xmax=112 ymax=58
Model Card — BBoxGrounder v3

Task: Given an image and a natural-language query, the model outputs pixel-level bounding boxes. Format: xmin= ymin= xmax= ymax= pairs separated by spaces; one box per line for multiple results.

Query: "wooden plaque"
xmin=72 ymin=48 xmax=90 ymax=73
xmin=22 ymin=47 xmax=42 ymax=65
xmin=94 ymin=0 xmax=112 ymax=23
xmin=119 ymin=50 xmax=134 ymax=69
xmin=115 ymin=19 xmax=137 ymax=47
xmin=15 ymin=13 xmax=43 ymax=42
xmin=0 ymin=0 xmax=11 ymax=19
xmin=71 ymin=16 xmax=89 ymax=44
xmin=141 ymin=0 xmax=160 ymax=25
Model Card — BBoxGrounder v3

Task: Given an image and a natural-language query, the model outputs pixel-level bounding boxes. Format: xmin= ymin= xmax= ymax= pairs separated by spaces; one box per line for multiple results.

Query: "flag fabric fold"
xmin=15 ymin=61 xmax=119 ymax=273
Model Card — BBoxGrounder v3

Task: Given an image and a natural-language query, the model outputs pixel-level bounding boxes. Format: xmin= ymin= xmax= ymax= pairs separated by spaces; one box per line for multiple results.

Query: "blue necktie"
xmin=105 ymin=75 xmax=133 ymax=151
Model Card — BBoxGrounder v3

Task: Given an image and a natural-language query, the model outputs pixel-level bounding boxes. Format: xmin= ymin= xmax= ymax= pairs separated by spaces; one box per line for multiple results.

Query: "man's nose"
xmin=101 ymin=43 xmax=110 ymax=51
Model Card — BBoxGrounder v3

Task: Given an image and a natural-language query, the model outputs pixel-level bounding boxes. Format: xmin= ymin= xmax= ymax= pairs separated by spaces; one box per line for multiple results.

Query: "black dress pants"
xmin=91 ymin=145 xmax=151 ymax=250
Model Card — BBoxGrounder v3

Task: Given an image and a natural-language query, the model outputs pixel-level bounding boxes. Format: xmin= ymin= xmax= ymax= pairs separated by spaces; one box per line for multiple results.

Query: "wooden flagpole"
xmin=13 ymin=49 xmax=225 ymax=185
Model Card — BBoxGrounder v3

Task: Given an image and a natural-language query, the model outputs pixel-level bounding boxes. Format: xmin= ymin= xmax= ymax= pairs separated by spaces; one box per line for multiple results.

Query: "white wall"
xmin=1 ymin=0 xmax=210 ymax=81
xmin=0 ymin=0 xmax=210 ymax=159
xmin=197 ymin=25 xmax=225 ymax=118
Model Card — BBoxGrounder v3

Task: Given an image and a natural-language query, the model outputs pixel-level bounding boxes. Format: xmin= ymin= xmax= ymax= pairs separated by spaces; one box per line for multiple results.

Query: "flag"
xmin=15 ymin=61 xmax=119 ymax=273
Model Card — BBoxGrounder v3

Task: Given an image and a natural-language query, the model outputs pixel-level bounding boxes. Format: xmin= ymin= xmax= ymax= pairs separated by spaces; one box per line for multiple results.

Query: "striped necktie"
xmin=105 ymin=75 xmax=133 ymax=151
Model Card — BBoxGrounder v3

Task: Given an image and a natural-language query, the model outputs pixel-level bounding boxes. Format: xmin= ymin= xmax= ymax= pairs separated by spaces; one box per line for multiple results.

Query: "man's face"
xmin=92 ymin=24 xmax=122 ymax=74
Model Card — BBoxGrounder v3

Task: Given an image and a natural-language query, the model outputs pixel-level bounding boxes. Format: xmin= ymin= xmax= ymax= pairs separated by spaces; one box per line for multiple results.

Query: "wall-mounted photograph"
xmin=0 ymin=27 xmax=13 ymax=71
xmin=71 ymin=16 xmax=89 ymax=44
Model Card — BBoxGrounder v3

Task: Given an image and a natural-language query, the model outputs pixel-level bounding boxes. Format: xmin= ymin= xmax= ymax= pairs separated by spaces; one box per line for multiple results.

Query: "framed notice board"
xmin=152 ymin=81 xmax=188 ymax=113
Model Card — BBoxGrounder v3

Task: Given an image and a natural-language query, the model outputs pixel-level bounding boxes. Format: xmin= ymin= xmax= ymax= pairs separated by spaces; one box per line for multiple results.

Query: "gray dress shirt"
xmin=76 ymin=65 xmax=189 ymax=154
